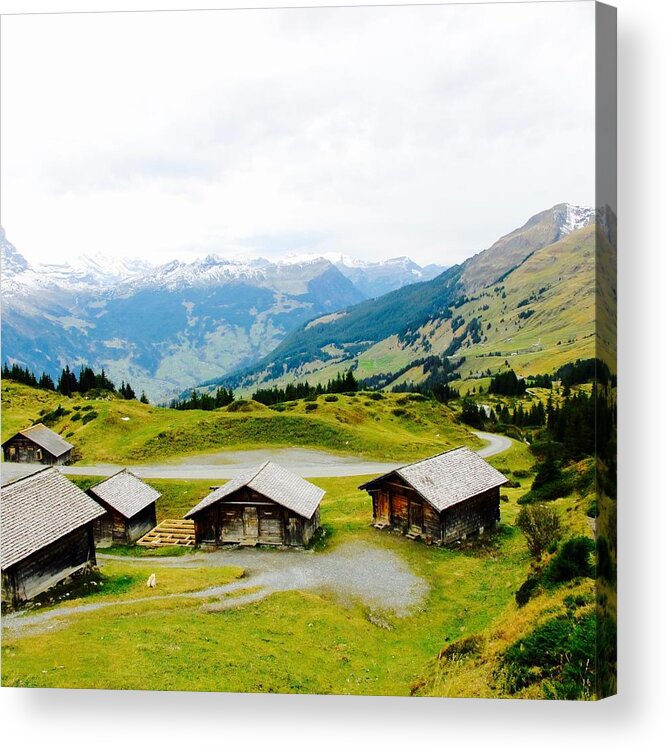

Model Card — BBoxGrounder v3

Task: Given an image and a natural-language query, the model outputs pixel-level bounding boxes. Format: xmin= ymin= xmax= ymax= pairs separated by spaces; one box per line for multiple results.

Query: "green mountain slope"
xmin=218 ymin=204 xmax=610 ymax=393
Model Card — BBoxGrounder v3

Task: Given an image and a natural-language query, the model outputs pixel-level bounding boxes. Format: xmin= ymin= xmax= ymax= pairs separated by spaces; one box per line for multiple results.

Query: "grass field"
xmin=1 ymin=381 xmax=481 ymax=465
xmin=1 ymin=439 xmax=597 ymax=697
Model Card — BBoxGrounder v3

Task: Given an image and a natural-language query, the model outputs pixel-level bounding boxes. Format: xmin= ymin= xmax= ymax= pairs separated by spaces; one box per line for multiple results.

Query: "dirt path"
xmin=472 ymin=431 xmax=513 ymax=458
xmin=56 ymin=433 xmax=511 ymax=481
xmin=2 ymin=542 xmax=428 ymax=638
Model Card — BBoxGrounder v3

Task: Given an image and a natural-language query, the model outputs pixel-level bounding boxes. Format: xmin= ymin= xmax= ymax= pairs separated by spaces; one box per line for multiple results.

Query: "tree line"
xmin=2 ymin=362 xmax=146 ymax=402
xmin=168 ymin=387 xmax=234 ymax=411
xmin=251 ymin=368 xmax=358 ymax=406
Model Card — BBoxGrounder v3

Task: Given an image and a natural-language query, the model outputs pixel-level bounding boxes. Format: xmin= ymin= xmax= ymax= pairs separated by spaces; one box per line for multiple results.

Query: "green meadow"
xmin=1 ymin=433 xmax=597 ymax=697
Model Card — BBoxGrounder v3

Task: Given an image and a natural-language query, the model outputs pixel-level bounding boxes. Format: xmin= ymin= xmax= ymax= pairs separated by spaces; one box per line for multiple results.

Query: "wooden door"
xmin=409 ymin=500 xmax=423 ymax=531
xmin=259 ymin=507 xmax=283 ymax=544
xmin=285 ymin=516 xmax=301 ymax=546
xmin=243 ymin=506 xmax=259 ymax=540
xmin=376 ymin=491 xmax=390 ymax=523
xmin=221 ymin=509 xmax=244 ymax=542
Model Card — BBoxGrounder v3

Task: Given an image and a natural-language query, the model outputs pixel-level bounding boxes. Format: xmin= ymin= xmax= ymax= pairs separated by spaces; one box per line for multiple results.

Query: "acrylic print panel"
xmin=0 ymin=1 xmax=616 ymax=699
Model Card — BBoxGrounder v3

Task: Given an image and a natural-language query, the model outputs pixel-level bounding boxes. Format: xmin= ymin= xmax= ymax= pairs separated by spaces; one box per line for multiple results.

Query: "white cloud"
xmin=0 ymin=2 xmax=595 ymax=267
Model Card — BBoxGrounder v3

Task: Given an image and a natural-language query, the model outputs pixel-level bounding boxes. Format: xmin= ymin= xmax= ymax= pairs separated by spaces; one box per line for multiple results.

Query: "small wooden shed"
xmin=359 ymin=447 xmax=508 ymax=545
xmin=2 ymin=423 xmax=74 ymax=465
xmin=185 ymin=461 xmax=324 ymax=547
xmin=1 ymin=467 xmax=105 ymax=606
xmin=87 ymin=469 xmax=160 ymax=546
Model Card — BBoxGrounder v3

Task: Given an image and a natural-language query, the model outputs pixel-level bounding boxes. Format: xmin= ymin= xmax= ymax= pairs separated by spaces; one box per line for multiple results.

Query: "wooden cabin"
xmin=87 ymin=469 xmax=160 ymax=546
xmin=1 ymin=467 xmax=106 ymax=606
xmin=359 ymin=447 xmax=508 ymax=545
xmin=2 ymin=423 xmax=74 ymax=465
xmin=185 ymin=461 xmax=324 ymax=547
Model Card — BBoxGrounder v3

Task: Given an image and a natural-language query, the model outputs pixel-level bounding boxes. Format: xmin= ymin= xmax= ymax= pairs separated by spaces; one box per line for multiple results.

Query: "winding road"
xmin=0 ymin=431 xmax=512 ymax=485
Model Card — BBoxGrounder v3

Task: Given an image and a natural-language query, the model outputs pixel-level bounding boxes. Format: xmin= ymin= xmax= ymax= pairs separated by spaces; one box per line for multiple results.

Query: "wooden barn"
xmin=2 ymin=423 xmax=74 ymax=465
xmin=185 ymin=461 xmax=324 ymax=547
xmin=359 ymin=447 xmax=508 ymax=545
xmin=1 ymin=467 xmax=106 ymax=606
xmin=87 ymin=469 xmax=160 ymax=546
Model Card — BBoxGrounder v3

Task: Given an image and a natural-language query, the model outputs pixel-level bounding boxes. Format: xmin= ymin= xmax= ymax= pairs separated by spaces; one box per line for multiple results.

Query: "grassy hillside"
xmin=1 ymin=381 xmax=481 ymax=464
xmin=219 ymin=218 xmax=607 ymax=397
xmin=2 ymin=441 xmax=601 ymax=696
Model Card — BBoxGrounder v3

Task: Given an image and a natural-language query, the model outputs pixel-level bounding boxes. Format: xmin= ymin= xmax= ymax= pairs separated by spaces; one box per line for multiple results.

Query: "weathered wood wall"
xmin=441 ymin=487 xmax=500 ymax=543
xmin=2 ymin=435 xmax=71 ymax=465
xmin=2 ymin=524 xmax=96 ymax=606
xmin=368 ymin=478 xmax=500 ymax=545
xmin=192 ymin=488 xmax=320 ymax=547
xmin=93 ymin=503 xmax=156 ymax=545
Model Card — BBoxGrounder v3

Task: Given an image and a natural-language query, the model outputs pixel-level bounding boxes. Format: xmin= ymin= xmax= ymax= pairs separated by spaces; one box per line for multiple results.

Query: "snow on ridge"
xmin=559 ymin=204 xmax=595 ymax=236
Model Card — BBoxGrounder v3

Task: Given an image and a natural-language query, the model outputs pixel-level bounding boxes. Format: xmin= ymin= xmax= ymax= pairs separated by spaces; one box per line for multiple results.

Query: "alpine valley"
xmin=0 ymin=229 xmax=447 ymax=401
xmin=216 ymin=202 xmax=616 ymax=395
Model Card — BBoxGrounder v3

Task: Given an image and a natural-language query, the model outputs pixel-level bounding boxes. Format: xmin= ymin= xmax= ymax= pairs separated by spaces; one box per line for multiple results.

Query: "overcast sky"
xmin=1 ymin=3 xmax=596 ymax=267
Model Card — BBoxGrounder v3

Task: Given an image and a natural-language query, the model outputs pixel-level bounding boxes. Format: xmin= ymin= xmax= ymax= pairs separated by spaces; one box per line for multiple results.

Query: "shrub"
xmin=81 ymin=410 xmax=98 ymax=425
xmin=305 ymin=402 xmax=318 ymax=412
xmin=586 ymin=499 xmax=598 ymax=518
xmin=438 ymin=634 xmax=483 ymax=661
xmin=71 ymin=411 xmax=81 ymax=422
xmin=504 ymin=479 xmax=521 ymax=488
xmin=81 ymin=405 xmax=94 ymax=412
xmin=516 ymin=504 xmax=562 ymax=558
xmin=324 ymin=395 xmax=339 ymax=402
xmin=38 ymin=405 xmax=71 ymax=426
xmin=366 ymin=392 xmax=384 ymax=400
xmin=500 ymin=494 xmax=509 ymax=503
xmin=546 ymin=536 xmax=595 ymax=583
xmin=512 ymin=469 xmax=531 ymax=478
xmin=496 ymin=613 xmax=596 ymax=699
xmin=515 ymin=576 xmax=540 ymax=606
xmin=392 ymin=408 xmax=407 ymax=417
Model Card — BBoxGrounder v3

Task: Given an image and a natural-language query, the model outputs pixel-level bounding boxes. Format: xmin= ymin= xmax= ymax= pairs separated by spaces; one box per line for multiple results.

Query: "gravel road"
xmin=2 ymin=541 xmax=428 ymax=638
xmin=51 ymin=432 xmax=511 ymax=481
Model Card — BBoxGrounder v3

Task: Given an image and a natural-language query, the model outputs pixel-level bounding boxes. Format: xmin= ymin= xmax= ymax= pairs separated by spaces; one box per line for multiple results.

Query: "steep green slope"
xmin=220 ymin=207 xmax=607 ymax=394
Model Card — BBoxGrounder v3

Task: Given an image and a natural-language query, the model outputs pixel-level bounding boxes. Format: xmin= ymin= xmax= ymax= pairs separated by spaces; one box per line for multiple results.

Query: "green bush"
xmin=38 ymin=405 xmax=71 ymax=426
xmin=81 ymin=410 xmax=98 ymax=425
xmin=324 ymin=395 xmax=339 ymax=402
xmin=438 ymin=634 xmax=483 ymax=661
xmin=71 ymin=411 xmax=81 ymax=422
xmin=496 ymin=613 xmax=596 ymax=699
xmin=516 ymin=504 xmax=562 ymax=559
xmin=392 ymin=408 xmax=407 ymax=417
xmin=81 ymin=405 xmax=94 ymax=412
xmin=305 ymin=403 xmax=318 ymax=412
xmin=517 ymin=476 xmax=574 ymax=504
xmin=512 ymin=469 xmax=531 ymax=478
xmin=545 ymin=536 xmax=595 ymax=583
xmin=504 ymin=479 xmax=521 ymax=488
xmin=586 ymin=499 xmax=598 ymax=518
xmin=515 ymin=576 xmax=540 ymax=607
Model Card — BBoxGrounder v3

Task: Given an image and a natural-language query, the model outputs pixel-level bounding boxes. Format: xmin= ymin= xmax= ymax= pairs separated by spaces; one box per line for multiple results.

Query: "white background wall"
xmin=0 ymin=1 xmax=663 ymax=748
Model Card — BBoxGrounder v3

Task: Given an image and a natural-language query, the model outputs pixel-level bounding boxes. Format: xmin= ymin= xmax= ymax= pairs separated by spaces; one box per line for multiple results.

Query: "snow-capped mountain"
xmin=2 ymin=231 xmax=436 ymax=401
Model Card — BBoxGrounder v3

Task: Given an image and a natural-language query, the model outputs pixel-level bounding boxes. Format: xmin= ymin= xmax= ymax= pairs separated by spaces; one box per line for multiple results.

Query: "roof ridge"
xmin=397 ymin=444 xmax=468 ymax=471
xmin=0 ymin=465 xmax=53 ymax=487
xmin=247 ymin=460 xmax=271 ymax=485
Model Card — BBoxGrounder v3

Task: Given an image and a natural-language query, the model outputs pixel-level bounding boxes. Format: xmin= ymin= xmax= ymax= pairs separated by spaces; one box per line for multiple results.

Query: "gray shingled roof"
xmin=88 ymin=469 xmax=161 ymax=519
xmin=1 ymin=467 xmax=106 ymax=569
xmin=2 ymin=423 xmax=74 ymax=458
xmin=185 ymin=461 xmax=325 ymax=520
xmin=359 ymin=447 xmax=508 ymax=512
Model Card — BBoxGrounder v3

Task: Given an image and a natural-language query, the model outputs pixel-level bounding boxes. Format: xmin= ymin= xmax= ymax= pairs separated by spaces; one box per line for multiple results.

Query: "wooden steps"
xmin=405 ymin=526 xmax=422 ymax=540
xmin=137 ymin=519 xmax=196 ymax=548
xmin=373 ymin=521 xmax=390 ymax=530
